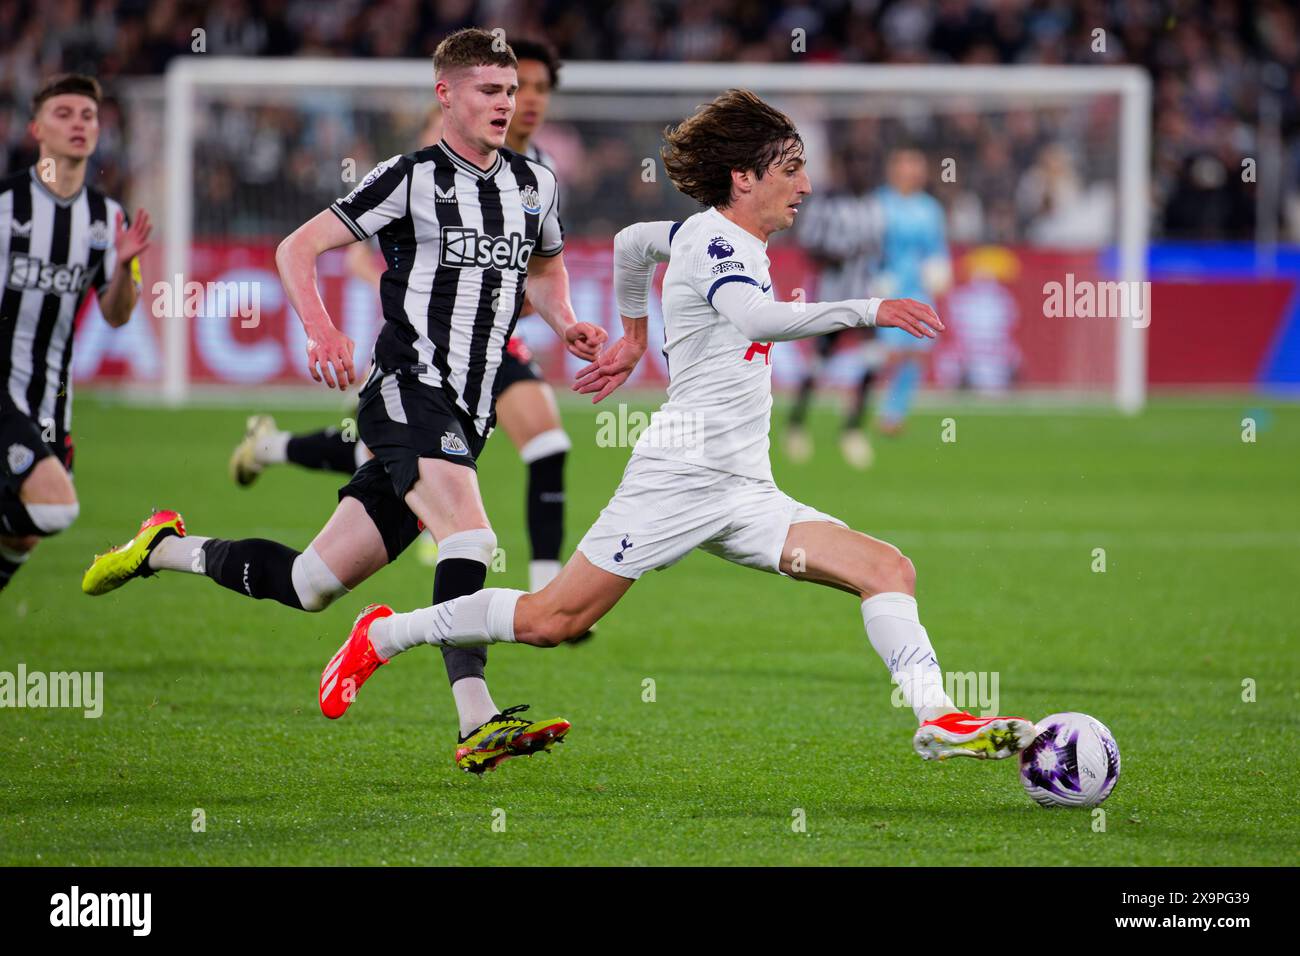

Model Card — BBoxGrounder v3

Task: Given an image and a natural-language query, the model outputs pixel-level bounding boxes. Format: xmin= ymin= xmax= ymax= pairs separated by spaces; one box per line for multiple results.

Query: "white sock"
xmin=529 ymin=559 xmax=561 ymax=592
xmin=254 ymin=431 xmax=291 ymax=465
xmin=369 ymin=588 xmax=523 ymax=660
xmin=147 ymin=534 xmax=212 ymax=573
xmin=861 ymin=592 xmax=956 ymax=724
xmin=451 ymin=677 xmax=499 ymax=737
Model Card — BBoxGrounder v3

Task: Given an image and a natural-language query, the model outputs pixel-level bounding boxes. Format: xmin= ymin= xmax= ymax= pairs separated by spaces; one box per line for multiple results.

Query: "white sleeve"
xmin=613 ymin=220 xmax=676 ymax=317
xmin=711 ymin=280 xmax=881 ymax=342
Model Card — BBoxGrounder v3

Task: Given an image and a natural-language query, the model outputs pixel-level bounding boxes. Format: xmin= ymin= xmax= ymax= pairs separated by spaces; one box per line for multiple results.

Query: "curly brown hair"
xmin=661 ymin=89 xmax=804 ymax=209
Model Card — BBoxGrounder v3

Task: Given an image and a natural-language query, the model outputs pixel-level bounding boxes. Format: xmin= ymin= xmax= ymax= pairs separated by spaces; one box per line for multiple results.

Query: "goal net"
xmin=94 ymin=59 xmax=1150 ymax=411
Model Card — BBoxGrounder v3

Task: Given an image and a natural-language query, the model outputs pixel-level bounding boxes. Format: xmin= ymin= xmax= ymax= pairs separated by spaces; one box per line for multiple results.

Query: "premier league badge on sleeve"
xmin=707 ymin=237 xmax=735 ymax=259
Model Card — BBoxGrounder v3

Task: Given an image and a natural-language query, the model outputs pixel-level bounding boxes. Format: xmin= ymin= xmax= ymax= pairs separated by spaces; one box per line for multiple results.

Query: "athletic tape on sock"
xmin=861 ymin=591 xmax=920 ymax=625
xmin=518 ymin=428 xmax=571 ymax=464
xmin=25 ymin=502 xmax=79 ymax=534
xmin=290 ymin=545 xmax=348 ymax=611
xmin=436 ymin=528 xmax=497 ymax=566
xmin=486 ymin=589 xmax=523 ymax=643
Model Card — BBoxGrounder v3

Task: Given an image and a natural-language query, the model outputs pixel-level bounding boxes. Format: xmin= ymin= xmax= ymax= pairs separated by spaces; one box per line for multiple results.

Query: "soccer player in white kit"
xmin=321 ymin=90 xmax=1036 ymax=762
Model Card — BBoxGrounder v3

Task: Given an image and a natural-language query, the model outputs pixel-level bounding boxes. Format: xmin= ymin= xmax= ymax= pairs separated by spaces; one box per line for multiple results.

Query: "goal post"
xmin=151 ymin=57 xmax=1151 ymax=410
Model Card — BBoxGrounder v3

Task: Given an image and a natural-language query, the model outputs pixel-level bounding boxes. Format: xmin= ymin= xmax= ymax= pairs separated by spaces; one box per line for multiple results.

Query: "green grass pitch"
xmin=1 ymin=393 xmax=1296 ymax=865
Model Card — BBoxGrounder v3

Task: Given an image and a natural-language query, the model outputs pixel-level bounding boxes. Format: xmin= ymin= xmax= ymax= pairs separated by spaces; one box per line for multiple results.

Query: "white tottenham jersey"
xmin=330 ymin=141 xmax=563 ymax=436
xmin=616 ymin=207 xmax=879 ymax=483
xmin=0 ymin=167 xmax=125 ymax=431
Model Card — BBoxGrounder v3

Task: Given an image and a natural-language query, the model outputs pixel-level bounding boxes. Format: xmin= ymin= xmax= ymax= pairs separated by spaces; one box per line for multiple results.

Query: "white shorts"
xmin=577 ymin=454 xmax=845 ymax=580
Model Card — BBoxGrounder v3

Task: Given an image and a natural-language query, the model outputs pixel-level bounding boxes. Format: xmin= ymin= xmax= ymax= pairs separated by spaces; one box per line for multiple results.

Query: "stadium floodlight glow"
xmin=161 ymin=57 xmax=1150 ymax=411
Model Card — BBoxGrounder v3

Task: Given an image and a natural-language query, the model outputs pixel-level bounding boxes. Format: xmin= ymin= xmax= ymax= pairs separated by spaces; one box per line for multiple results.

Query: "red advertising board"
xmin=70 ymin=239 xmax=1278 ymax=392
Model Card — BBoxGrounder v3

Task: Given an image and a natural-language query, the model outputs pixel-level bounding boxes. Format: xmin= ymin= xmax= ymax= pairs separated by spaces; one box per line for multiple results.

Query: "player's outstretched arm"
xmin=276 ymin=210 xmax=358 ymax=390
xmin=712 ymin=281 xmax=943 ymax=343
xmin=526 ymin=250 xmax=607 ymax=361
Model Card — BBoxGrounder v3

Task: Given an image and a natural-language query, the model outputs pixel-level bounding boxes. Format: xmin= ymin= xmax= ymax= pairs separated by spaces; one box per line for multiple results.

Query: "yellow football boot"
xmin=82 ymin=510 xmax=186 ymax=596
xmin=454 ymin=704 xmax=570 ymax=774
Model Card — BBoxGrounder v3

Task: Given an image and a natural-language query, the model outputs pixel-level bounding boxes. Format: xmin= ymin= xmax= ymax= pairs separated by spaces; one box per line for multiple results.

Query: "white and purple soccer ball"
xmin=1019 ymin=712 xmax=1120 ymax=808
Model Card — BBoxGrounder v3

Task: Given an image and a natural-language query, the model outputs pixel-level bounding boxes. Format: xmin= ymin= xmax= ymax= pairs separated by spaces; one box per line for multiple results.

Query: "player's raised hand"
xmin=305 ymin=323 xmax=356 ymax=390
xmin=564 ymin=321 xmax=608 ymax=362
xmin=875 ymin=298 xmax=945 ymax=339
xmin=574 ymin=336 xmax=646 ymax=404
xmin=114 ymin=208 xmax=152 ymax=264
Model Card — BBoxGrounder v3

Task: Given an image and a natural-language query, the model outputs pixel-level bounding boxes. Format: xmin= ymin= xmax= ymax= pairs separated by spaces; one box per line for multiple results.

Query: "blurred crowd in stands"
xmin=1 ymin=0 xmax=1296 ymax=243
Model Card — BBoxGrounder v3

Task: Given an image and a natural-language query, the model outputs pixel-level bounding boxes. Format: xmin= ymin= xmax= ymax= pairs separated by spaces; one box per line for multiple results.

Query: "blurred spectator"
xmin=0 ymin=0 xmax=1293 ymax=244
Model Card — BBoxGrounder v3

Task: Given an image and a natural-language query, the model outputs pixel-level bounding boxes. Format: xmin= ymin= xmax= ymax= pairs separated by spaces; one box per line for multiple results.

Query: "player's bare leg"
xmin=779 ymin=520 xmax=1034 ymax=760
xmin=1 ymin=456 xmax=79 ymax=591
xmin=403 ymin=457 xmax=490 ymax=542
xmin=301 ymin=497 xmax=391 ymax=586
xmin=511 ymin=552 xmax=632 ymax=645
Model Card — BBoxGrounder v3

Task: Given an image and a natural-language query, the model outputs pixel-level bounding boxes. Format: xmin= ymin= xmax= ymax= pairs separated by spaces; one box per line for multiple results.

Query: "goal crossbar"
xmin=163 ymin=58 xmax=1150 ymax=410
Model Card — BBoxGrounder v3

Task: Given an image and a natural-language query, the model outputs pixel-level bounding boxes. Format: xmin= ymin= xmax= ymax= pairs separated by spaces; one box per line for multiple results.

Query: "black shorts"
xmin=336 ymin=457 xmax=423 ymax=563
xmin=356 ymin=370 xmax=488 ymax=500
xmin=2 ymin=395 xmax=73 ymax=501
xmin=493 ymin=338 xmax=544 ymax=397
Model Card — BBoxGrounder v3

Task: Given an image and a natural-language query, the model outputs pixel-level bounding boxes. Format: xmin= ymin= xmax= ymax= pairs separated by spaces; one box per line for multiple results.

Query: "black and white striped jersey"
xmin=330 ymin=140 xmax=563 ymax=437
xmin=0 ymin=167 xmax=125 ymax=433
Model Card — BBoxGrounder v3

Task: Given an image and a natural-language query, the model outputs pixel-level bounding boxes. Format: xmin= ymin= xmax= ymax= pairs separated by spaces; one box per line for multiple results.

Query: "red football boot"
xmin=320 ymin=603 xmax=392 ymax=719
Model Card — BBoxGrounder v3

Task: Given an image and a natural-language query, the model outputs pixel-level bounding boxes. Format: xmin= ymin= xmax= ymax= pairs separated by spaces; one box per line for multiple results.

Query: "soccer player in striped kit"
xmin=0 ymin=74 xmax=150 ymax=592
xmin=231 ymin=40 xmax=580 ymax=599
xmin=82 ymin=31 xmax=603 ymax=773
